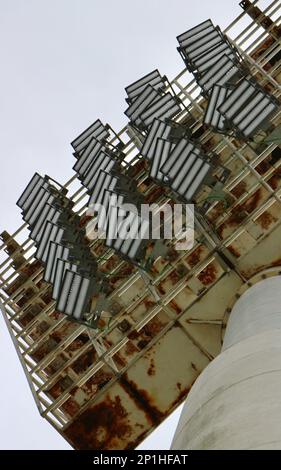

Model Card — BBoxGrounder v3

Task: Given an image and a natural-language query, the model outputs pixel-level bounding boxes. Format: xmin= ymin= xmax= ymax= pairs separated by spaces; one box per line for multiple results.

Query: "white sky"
xmin=0 ymin=0 xmax=240 ymax=450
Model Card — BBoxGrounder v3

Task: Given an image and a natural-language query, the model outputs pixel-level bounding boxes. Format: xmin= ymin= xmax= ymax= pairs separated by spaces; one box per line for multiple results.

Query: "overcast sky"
xmin=0 ymin=0 xmax=241 ymax=450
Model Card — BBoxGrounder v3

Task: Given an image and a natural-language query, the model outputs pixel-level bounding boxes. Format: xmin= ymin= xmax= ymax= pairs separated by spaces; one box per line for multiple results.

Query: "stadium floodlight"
xmin=35 ymin=221 xmax=65 ymax=263
xmin=125 ymin=85 xmax=161 ymax=127
xmin=197 ymin=55 xmax=241 ymax=95
xmin=105 ymin=205 xmax=150 ymax=264
xmin=52 ymin=258 xmax=78 ymax=300
xmin=125 ymin=69 xmax=166 ymax=103
xmin=71 ymin=119 xmax=109 ymax=155
xmin=168 ymin=153 xmax=212 ymax=202
xmin=82 ymin=151 xmax=117 ymax=191
xmin=177 ymin=19 xmax=214 ymax=48
xmin=88 ymin=170 xmax=118 ymax=208
xmin=73 ymin=138 xmax=104 ymax=175
xmin=203 ymin=84 xmax=232 ymax=131
xmin=190 ymin=40 xmax=236 ymax=74
xmin=43 ymin=241 xmax=70 ymax=284
xmin=160 ymin=137 xmax=201 ymax=177
xmin=16 ymin=173 xmax=46 ymax=212
xmin=22 ymin=185 xmax=58 ymax=227
xmin=232 ymin=93 xmax=278 ymax=138
xmin=138 ymin=93 xmax=181 ymax=130
xmin=218 ymin=78 xmax=279 ymax=137
xmin=149 ymin=138 xmax=175 ymax=183
xmin=56 ymin=269 xmax=95 ymax=320
xmin=218 ymin=78 xmax=257 ymax=119
xmin=29 ymin=203 xmax=65 ymax=243
xmin=180 ymin=27 xmax=224 ymax=61
xmin=140 ymin=119 xmax=178 ymax=161
xmin=159 ymin=137 xmax=212 ymax=201
xmin=98 ymin=189 xmax=126 ymax=233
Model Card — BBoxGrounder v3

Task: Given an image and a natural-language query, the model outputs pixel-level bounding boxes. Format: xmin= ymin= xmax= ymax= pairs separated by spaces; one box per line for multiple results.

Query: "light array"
xmin=177 ymin=19 xmax=279 ymax=138
xmin=15 ymin=16 xmax=279 ymax=332
xmin=16 ymin=173 xmax=108 ymax=327
xmin=124 ymin=70 xmax=181 ymax=132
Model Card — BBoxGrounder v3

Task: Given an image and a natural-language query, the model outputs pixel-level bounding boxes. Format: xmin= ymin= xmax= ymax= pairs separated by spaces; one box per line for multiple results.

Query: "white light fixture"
xmin=197 ymin=55 xmax=241 ymax=95
xmin=22 ymin=186 xmax=57 ymax=227
xmin=73 ymin=138 xmax=104 ymax=175
xmin=141 ymin=118 xmax=176 ymax=161
xmin=138 ymin=93 xmax=181 ymax=129
xmin=125 ymin=84 xmax=161 ymax=127
xmin=203 ymin=84 xmax=231 ymax=131
xmin=56 ymin=269 xmax=94 ymax=320
xmin=82 ymin=152 xmax=116 ymax=192
xmin=52 ymin=259 xmax=78 ymax=300
xmin=105 ymin=205 xmax=150 ymax=264
xmin=177 ymin=19 xmax=215 ymax=48
xmin=43 ymin=241 xmax=70 ymax=284
xmin=161 ymin=137 xmax=201 ymax=177
xmin=35 ymin=221 xmax=65 ymax=263
xmin=191 ymin=40 xmax=236 ymax=74
xmin=125 ymin=69 xmax=166 ymax=103
xmin=17 ymin=173 xmax=46 ymax=212
xmin=88 ymin=170 xmax=118 ymax=208
xmin=71 ymin=119 xmax=109 ymax=155
xmin=29 ymin=203 xmax=63 ymax=243
xmin=160 ymin=137 xmax=212 ymax=201
xmin=218 ymin=78 xmax=279 ymax=137
xmin=149 ymin=138 xmax=175 ymax=183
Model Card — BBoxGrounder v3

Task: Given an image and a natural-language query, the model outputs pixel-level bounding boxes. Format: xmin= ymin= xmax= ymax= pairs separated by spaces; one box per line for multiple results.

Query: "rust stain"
xmin=257 ymin=211 xmax=277 ymax=230
xmin=113 ymin=353 xmax=126 ymax=368
xmin=187 ymin=245 xmax=204 ymax=267
xmin=72 ymin=349 xmax=96 ymax=375
xmin=63 ymin=397 xmax=80 ymax=417
xmin=218 ymin=189 xmax=263 ymax=239
xmin=82 ymin=369 xmax=114 ymax=395
xmin=230 ymin=181 xmax=247 ymax=198
xmin=144 ymin=186 xmax=165 ymax=204
xmin=65 ymin=333 xmax=89 ymax=356
xmin=143 ymin=299 xmax=156 ymax=310
xmin=230 ymin=181 xmax=247 ymax=199
xmin=169 ymin=299 xmax=182 ymax=314
xmin=168 ymin=269 xmax=182 ymax=285
xmin=147 ymin=358 xmax=156 ymax=376
xmin=227 ymin=245 xmax=241 ymax=258
xmin=217 ymin=208 xmax=248 ymax=238
xmin=127 ymin=330 xmax=139 ymax=341
xmin=64 ymin=394 xmax=132 ymax=450
xmin=171 ymin=384 xmax=192 ymax=408
xmin=143 ymin=318 xmax=166 ymax=338
xmin=268 ymin=168 xmax=281 ymax=190
xmin=197 ymin=263 xmax=217 ymax=286
xmin=207 ymin=200 xmax=226 ymax=224
xmin=125 ymin=341 xmax=139 ymax=356
xmin=157 ymin=283 xmax=165 ymax=295
xmin=255 ymin=159 xmax=271 ymax=175
xmin=137 ymin=339 xmax=150 ymax=350
xmin=239 ymin=188 xmax=262 ymax=214
xmin=120 ymin=374 xmax=164 ymax=425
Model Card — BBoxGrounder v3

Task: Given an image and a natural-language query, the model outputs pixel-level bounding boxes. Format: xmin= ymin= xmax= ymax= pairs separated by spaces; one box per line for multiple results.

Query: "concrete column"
xmin=171 ymin=276 xmax=281 ymax=450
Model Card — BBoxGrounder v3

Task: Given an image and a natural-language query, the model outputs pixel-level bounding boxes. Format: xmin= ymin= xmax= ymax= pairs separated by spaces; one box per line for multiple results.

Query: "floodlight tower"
xmin=1 ymin=0 xmax=281 ymax=451
xmin=171 ymin=0 xmax=281 ymax=450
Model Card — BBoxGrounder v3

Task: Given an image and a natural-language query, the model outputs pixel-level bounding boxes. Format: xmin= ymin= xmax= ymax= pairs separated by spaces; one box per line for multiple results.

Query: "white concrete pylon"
xmin=171 ymin=276 xmax=281 ymax=450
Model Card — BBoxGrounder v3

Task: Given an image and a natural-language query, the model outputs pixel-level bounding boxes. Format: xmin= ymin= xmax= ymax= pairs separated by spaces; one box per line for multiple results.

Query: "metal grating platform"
xmin=1 ymin=0 xmax=281 ymax=450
